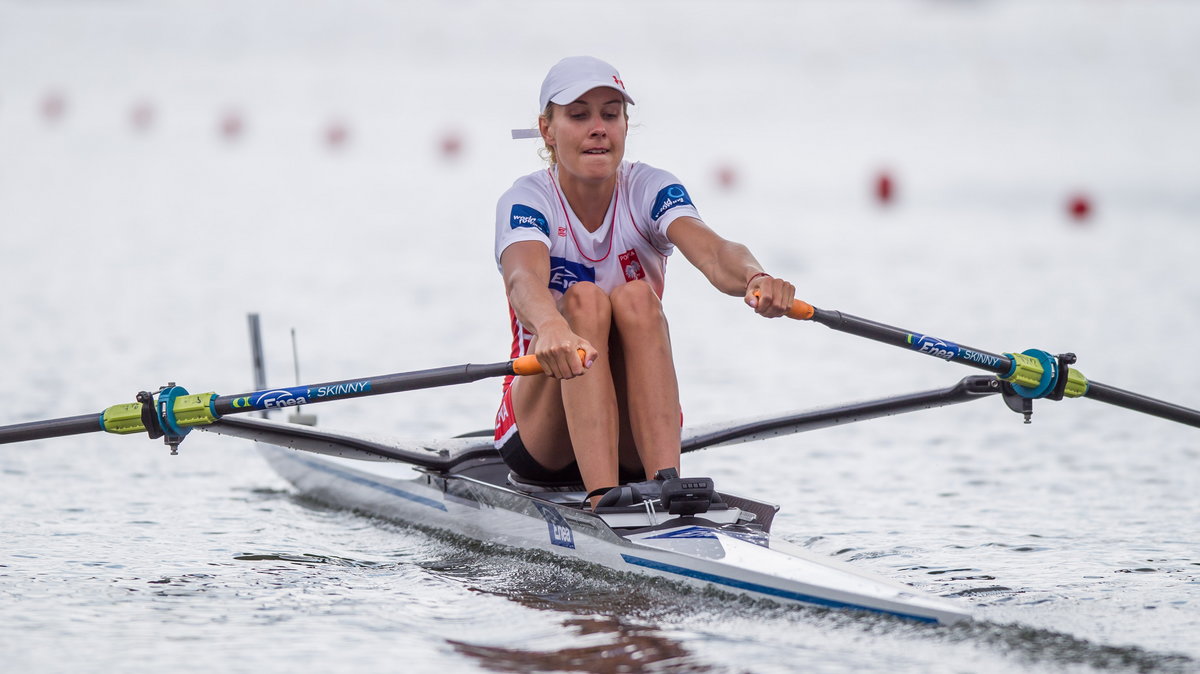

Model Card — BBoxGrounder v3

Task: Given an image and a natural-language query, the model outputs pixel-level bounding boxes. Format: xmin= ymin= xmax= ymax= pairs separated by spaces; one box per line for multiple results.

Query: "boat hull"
xmin=257 ymin=444 xmax=969 ymax=624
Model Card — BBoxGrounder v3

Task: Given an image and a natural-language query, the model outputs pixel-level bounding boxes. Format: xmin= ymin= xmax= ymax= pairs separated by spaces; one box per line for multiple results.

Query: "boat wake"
xmin=944 ymin=620 xmax=1196 ymax=674
xmin=271 ymin=491 xmax=1196 ymax=674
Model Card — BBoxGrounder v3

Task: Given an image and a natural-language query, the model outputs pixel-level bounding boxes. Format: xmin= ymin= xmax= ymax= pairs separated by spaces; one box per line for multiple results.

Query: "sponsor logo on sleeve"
xmin=547 ymin=256 xmax=596 ymax=294
xmin=960 ymin=348 xmax=1003 ymax=368
xmin=510 ymin=204 xmax=550 ymax=236
xmin=229 ymin=381 xmax=373 ymax=410
xmin=650 ymin=184 xmax=693 ymax=221
xmin=311 ymin=380 xmax=372 ymax=399
xmin=233 ymin=386 xmax=309 ymax=410
xmin=907 ymin=333 xmax=961 ymax=361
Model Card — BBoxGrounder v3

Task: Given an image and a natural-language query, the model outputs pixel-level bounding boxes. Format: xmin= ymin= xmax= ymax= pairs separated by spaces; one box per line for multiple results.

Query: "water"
xmin=2 ymin=0 xmax=1199 ymax=671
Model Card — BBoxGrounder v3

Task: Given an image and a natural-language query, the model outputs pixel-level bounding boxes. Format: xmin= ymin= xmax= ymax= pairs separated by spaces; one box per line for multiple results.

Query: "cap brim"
xmin=548 ymin=82 xmax=635 ymax=107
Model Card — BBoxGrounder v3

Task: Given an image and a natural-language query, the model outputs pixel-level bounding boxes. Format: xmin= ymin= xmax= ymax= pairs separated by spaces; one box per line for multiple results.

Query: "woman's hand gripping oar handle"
xmin=752 ymin=291 xmax=815 ymax=320
xmin=511 ymin=349 xmax=589 ymax=376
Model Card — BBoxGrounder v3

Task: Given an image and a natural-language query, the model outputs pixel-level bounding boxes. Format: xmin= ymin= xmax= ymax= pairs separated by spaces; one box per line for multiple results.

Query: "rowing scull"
xmin=7 ymin=298 xmax=1196 ymax=625
xmin=203 ymin=404 xmax=975 ymax=624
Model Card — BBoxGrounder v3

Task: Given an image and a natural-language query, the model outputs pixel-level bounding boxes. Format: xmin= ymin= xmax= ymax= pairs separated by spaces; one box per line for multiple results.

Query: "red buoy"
xmin=129 ymin=101 xmax=155 ymax=133
xmin=41 ymin=91 xmax=66 ymax=123
xmin=715 ymin=162 xmax=739 ymax=190
xmin=324 ymin=120 xmax=349 ymax=150
xmin=219 ymin=110 xmax=244 ymax=142
xmin=439 ymin=130 xmax=464 ymax=159
xmin=874 ymin=170 xmax=895 ymax=205
xmin=1067 ymin=193 xmax=1093 ymax=223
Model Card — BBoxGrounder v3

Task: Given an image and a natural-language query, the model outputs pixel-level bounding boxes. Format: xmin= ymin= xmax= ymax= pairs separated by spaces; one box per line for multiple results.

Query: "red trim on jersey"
xmin=547 ymin=168 xmax=616 ymax=263
xmin=494 ymin=383 xmax=518 ymax=447
xmin=624 ymin=193 xmax=670 ymax=259
xmin=504 ymin=303 xmax=532 ymax=393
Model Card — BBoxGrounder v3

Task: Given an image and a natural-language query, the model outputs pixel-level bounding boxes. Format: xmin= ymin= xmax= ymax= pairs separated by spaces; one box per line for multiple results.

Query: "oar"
xmin=775 ymin=297 xmax=1200 ymax=428
xmin=0 ymin=353 xmax=560 ymax=449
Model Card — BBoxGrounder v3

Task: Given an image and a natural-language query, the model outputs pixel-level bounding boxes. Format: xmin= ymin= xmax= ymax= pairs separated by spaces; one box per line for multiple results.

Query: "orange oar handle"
xmin=511 ymin=349 xmax=588 ymax=376
xmin=787 ymin=300 xmax=815 ymax=320
xmin=751 ymin=290 xmax=815 ymax=320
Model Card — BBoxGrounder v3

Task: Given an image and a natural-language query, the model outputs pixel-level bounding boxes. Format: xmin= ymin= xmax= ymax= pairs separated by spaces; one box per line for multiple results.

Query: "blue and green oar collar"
xmin=1000 ymin=349 xmax=1089 ymax=400
xmin=100 ymin=385 xmax=219 ymax=452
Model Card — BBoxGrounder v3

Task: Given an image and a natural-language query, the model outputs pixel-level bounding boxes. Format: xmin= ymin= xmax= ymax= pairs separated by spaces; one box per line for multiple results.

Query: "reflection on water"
xmin=449 ymin=616 xmax=712 ymax=674
xmin=232 ymin=552 xmax=394 ymax=567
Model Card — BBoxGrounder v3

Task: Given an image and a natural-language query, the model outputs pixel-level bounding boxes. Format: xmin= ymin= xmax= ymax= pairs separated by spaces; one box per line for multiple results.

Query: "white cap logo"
xmin=538 ymin=56 xmax=636 ymax=111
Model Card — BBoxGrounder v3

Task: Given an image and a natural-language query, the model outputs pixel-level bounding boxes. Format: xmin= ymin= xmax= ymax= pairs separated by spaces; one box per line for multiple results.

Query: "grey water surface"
xmin=2 ymin=1 xmax=1198 ymax=672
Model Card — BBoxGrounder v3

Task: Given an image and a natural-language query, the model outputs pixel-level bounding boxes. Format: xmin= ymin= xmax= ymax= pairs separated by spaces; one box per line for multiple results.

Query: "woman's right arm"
xmin=499 ymin=241 xmax=597 ymax=379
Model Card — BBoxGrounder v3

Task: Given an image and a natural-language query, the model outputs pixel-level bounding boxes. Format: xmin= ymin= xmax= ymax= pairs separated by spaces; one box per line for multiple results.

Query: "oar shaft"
xmin=809 ymin=307 xmax=1014 ymax=376
xmin=1085 ymin=382 xmax=1200 ymax=427
xmin=0 ymin=413 xmax=100 ymax=444
xmin=792 ymin=299 xmax=1200 ymax=429
xmin=0 ymin=353 xmax=557 ymax=446
xmin=212 ymin=361 xmax=516 ymax=415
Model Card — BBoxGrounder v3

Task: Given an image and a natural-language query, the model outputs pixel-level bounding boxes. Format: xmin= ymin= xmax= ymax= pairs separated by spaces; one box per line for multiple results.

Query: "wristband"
xmin=745 ymin=272 xmax=771 ymax=291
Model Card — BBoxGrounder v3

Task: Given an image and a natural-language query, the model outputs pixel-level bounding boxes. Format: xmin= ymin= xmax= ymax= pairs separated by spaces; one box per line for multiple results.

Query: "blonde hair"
xmin=537 ymin=102 xmax=630 ymax=166
xmin=537 ymin=105 xmax=558 ymax=165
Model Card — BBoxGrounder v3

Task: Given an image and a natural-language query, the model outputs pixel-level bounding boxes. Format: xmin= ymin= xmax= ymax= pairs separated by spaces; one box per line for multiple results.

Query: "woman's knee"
xmin=560 ymin=282 xmax=612 ymax=328
xmin=610 ymin=281 xmax=666 ymax=329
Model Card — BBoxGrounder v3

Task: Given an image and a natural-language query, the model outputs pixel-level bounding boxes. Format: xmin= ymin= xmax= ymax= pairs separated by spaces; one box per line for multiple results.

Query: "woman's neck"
xmin=556 ymin=166 xmax=617 ymax=233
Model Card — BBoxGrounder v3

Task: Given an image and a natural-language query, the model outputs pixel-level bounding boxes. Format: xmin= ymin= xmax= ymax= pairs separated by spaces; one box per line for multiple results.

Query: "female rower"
xmin=494 ymin=56 xmax=795 ymax=506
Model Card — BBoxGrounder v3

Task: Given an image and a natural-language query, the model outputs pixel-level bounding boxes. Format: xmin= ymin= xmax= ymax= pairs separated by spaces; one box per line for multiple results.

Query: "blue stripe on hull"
xmin=286 ymin=452 xmax=448 ymax=512
xmin=273 ymin=450 xmax=947 ymax=623
xmin=621 ymin=554 xmax=938 ymax=623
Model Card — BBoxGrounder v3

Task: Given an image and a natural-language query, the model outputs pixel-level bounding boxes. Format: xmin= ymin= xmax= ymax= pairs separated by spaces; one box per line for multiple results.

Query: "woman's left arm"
xmin=666 ymin=216 xmax=796 ymax=318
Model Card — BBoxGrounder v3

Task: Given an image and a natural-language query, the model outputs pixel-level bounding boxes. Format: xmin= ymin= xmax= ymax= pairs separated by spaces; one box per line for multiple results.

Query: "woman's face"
xmin=540 ymin=87 xmax=627 ymax=185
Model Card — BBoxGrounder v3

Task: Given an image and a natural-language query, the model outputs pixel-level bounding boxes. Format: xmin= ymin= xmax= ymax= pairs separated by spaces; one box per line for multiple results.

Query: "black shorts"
xmin=497 ymin=429 xmax=584 ymax=483
xmin=497 ymin=429 xmax=643 ymax=485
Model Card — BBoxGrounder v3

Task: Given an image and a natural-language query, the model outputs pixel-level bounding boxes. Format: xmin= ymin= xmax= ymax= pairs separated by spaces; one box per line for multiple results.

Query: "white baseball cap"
xmin=539 ymin=56 xmax=635 ymax=111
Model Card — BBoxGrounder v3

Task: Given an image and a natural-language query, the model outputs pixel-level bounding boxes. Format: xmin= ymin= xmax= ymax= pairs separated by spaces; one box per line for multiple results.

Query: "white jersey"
xmin=494 ymin=160 xmax=703 ymax=361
